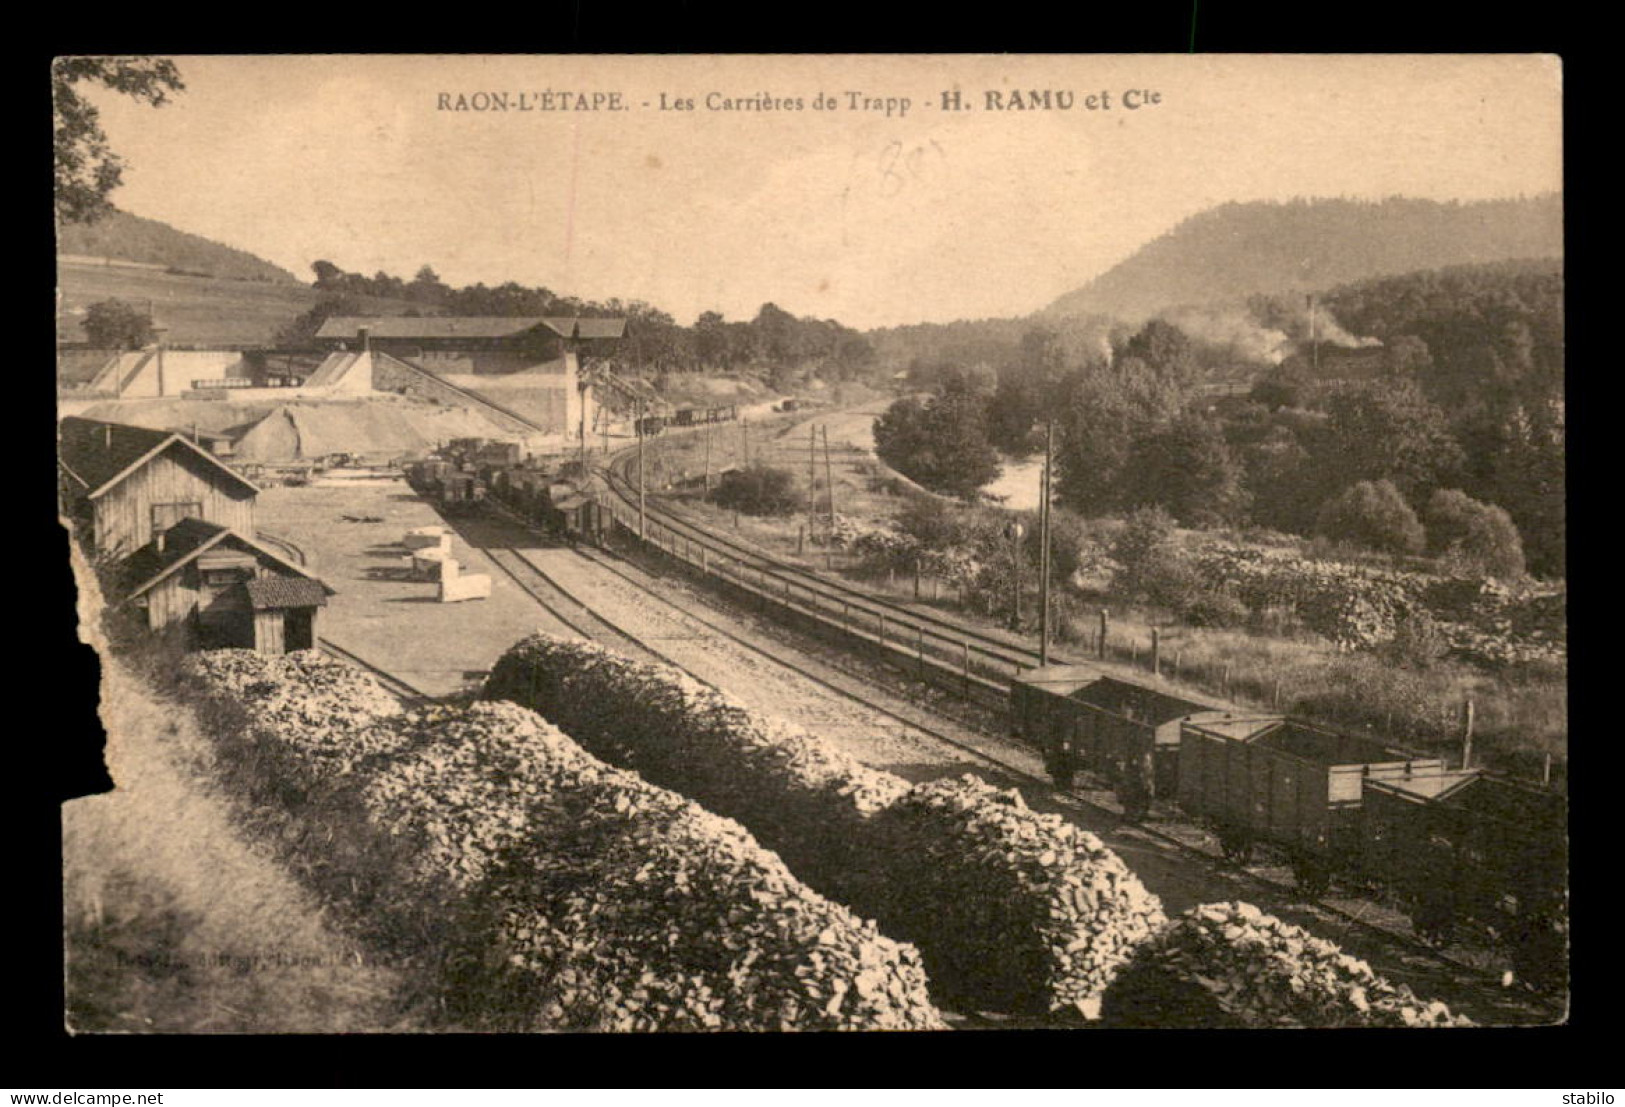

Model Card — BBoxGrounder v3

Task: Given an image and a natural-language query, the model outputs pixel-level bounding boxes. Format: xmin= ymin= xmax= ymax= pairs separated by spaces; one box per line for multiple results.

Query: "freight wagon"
xmin=1011 ymin=666 xmax=1247 ymax=819
xmin=1362 ymin=769 xmax=1567 ymax=967
xmin=1177 ymin=715 xmax=1445 ymax=893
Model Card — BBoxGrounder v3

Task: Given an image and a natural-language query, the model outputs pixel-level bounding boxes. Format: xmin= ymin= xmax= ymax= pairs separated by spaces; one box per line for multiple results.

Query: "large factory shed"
xmin=316 ymin=316 xmax=625 ymax=439
xmin=314 ymin=315 xmax=626 ymax=374
xmin=58 ymin=416 xmax=258 ymax=561
xmin=124 ymin=517 xmax=333 ymax=653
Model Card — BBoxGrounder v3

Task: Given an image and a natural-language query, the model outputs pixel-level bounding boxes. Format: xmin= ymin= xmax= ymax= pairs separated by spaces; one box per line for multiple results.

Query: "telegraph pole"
xmin=808 ymin=424 xmax=819 ymax=545
xmin=822 ymin=424 xmax=837 ymax=537
xmin=703 ymin=426 xmax=713 ymax=501
xmin=1039 ymin=419 xmax=1054 ymax=665
xmin=637 ymin=397 xmax=647 ymax=539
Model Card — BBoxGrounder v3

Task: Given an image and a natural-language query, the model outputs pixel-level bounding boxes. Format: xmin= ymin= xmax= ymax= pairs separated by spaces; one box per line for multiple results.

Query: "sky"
xmin=75 ymin=54 xmax=1563 ymax=330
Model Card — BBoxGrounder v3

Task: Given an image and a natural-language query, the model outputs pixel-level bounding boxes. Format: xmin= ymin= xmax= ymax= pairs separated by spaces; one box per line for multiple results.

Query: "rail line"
xmin=569 ymin=540 xmax=1557 ymax=1023
xmin=480 ymin=543 xmax=702 ymax=677
xmin=587 ymin=455 xmax=1561 ymax=1024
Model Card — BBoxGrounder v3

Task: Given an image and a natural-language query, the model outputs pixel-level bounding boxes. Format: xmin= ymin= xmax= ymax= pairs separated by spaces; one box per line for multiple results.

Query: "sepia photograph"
xmin=54 ymin=53 xmax=1565 ymax=1034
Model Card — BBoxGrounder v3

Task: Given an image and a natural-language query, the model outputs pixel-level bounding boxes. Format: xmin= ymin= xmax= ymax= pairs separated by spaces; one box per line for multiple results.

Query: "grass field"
xmin=56 ymin=261 xmax=418 ymax=348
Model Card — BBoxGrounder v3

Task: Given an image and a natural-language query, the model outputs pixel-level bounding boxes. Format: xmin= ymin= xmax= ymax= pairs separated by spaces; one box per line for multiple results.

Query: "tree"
xmin=872 ymin=377 xmax=1001 ymax=499
xmin=1318 ymin=380 xmax=1464 ymax=498
xmin=1127 ymin=412 xmax=1250 ymax=528
xmin=1122 ymin=319 xmax=1199 ymax=386
xmin=1054 ymin=357 xmax=1190 ymax=517
xmin=54 ymin=56 xmax=184 ymax=224
xmin=714 ymin=464 xmax=799 ymax=516
xmin=407 ymin=265 xmax=449 ymax=306
xmin=1424 ymin=489 xmax=1526 ymax=579
xmin=1249 ymin=366 xmax=1308 ymax=411
xmin=1316 ymin=480 xmax=1426 ymax=556
xmin=81 ymin=299 xmax=154 ymax=349
xmin=310 ymin=260 xmax=345 ymax=290
xmin=274 ymin=293 xmax=363 ymax=346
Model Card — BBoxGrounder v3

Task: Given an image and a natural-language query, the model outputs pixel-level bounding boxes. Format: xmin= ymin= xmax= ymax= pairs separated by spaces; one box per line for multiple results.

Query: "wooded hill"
xmin=1043 ymin=196 xmax=1563 ymax=324
xmin=56 ymin=209 xmax=300 ymax=284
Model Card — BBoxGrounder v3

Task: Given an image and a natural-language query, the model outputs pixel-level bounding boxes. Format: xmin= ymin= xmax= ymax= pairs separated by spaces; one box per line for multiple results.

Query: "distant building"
xmin=314 ymin=316 xmax=626 ymax=439
xmin=82 ymin=347 xmax=261 ymax=398
xmin=313 ymin=316 xmax=626 ymax=374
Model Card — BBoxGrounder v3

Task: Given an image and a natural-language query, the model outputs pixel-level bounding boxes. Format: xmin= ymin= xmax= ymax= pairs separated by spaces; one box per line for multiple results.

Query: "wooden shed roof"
xmin=58 ymin=416 xmax=258 ymax=500
xmin=124 ymin=519 xmax=333 ymax=601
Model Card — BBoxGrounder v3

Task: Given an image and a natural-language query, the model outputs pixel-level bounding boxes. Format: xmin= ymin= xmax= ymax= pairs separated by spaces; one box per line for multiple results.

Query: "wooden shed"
xmin=124 ymin=518 xmax=334 ymax=654
xmin=58 ymin=416 xmax=258 ymax=561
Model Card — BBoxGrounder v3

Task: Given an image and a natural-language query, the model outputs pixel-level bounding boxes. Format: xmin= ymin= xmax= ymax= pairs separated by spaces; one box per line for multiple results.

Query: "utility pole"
xmin=637 ymin=397 xmax=647 ymax=540
xmin=822 ymin=424 xmax=837 ymax=537
xmin=742 ymin=418 xmax=750 ymax=467
xmin=1308 ymin=293 xmax=1320 ymax=375
xmin=703 ymin=426 xmax=713 ymax=501
xmin=808 ymin=425 xmax=819 ymax=546
xmin=1039 ymin=419 xmax=1054 ymax=665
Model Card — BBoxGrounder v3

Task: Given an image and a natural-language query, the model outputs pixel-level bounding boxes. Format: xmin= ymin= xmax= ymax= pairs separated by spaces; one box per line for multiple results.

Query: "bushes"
xmin=713 ymin=463 xmax=800 ymax=516
xmin=1316 ymin=479 xmax=1426 ymax=556
xmin=1425 ymin=489 xmax=1527 ymax=579
xmin=185 ymin=649 xmax=945 ymax=1032
xmin=486 ymin=635 xmax=1167 ymax=1016
xmin=1102 ymin=901 xmax=1471 ymax=1028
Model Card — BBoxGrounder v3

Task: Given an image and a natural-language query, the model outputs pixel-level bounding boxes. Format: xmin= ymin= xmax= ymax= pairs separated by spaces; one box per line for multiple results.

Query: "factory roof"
xmin=315 ymin=316 xmax=627 ymax=341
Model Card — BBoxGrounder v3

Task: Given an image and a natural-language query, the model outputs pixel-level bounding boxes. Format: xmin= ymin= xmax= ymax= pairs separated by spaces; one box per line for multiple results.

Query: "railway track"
xmin=587 ymin=453 xmax=1563 ymax=1025
xmin=480 ymin=543 xmax=700 ymax=675
xmin=603 ymin=454 xmax=1045 ymax=685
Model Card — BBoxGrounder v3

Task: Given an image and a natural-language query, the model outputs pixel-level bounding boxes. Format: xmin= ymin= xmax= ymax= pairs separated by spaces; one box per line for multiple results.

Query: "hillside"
xmin=56 ymin=210 xmax=300 ymax=284
xmin=1043 ymin=195 xmax=1563 ymax=323
xmin=56 ymin=264 xmax=423 ymax=348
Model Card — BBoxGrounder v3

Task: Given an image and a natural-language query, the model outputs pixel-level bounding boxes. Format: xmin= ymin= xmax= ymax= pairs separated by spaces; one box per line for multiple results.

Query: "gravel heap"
xmin=868 ymin=774 xmax=1167 ymax=1018
xmin=485 ymin=635 xmax=907 ymax=888
xmin=1101 ymin=901 xmax=1474 ymax=1028
xmin=186 ymin=649 xmax=408 ymax=794
xmin=485 ymin=634 xmax=1167 ymax=1017
xmin=184 ymin=650 xmax=944 ymax=1032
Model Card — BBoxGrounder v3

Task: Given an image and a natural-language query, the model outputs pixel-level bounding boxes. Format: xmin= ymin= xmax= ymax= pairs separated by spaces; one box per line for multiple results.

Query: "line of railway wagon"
xmin=637 ymin=404 xmax=739 ymax=438
xmin=1011 ymin=663 xmax=1566 ymax=988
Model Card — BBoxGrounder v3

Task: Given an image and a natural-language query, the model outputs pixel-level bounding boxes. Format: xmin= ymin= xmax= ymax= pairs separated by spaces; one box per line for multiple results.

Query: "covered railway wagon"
xmin=1178 ymin=716 xmax=1445 ymax=893
xmin=1362 ymin=770 xmax=1567 ymax=964
xmin=1011 ymin=666 xmax=1247 ymax=819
